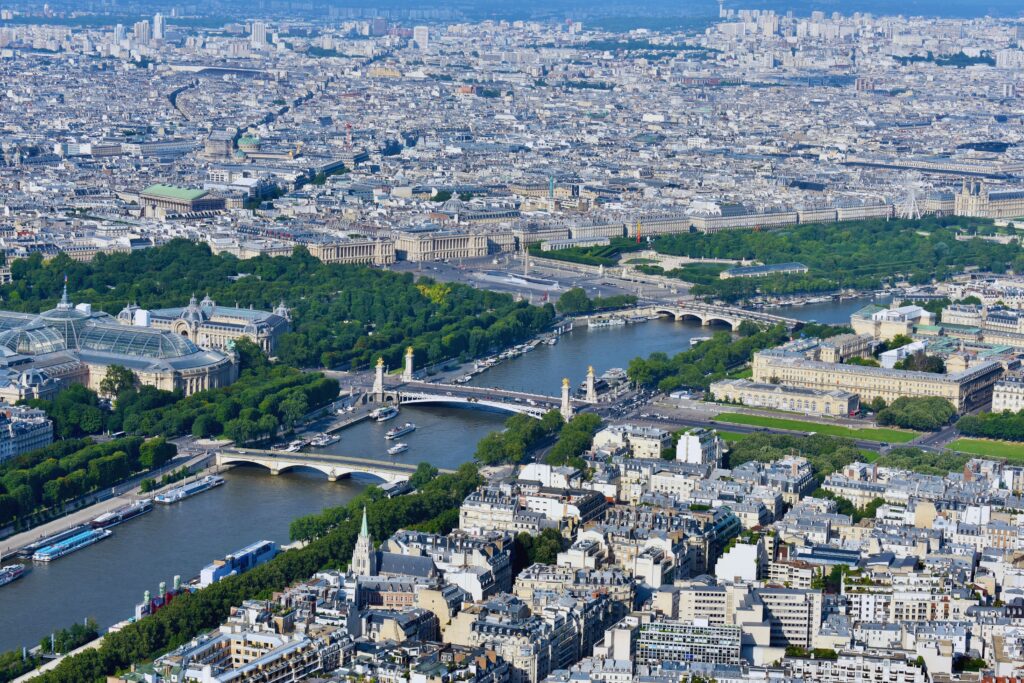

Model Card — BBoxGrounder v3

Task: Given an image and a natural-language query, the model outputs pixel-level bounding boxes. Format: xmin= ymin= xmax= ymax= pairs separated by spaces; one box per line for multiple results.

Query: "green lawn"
xmin=948 ymin=437 xmax=1024 ymax=462
xmin=713 ymin=412 xmax=918 ymax=443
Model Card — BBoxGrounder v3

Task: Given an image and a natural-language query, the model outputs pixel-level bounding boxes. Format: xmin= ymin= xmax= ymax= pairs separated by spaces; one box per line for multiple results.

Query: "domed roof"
xmin=178 ymin=296 xmax=207 ymax=325
xmin=35 ymin=286 xmax=90 ymax=349
xmin=441 ymin=196 xmax=465 ymax=214
xmin=0 ymin=325 xmax=67 ymax=355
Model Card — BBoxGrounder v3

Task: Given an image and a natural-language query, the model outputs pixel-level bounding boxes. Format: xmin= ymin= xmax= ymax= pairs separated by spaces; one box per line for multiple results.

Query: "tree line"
xmin=27 ymin=358 xmax=338 ymax=447
xmin=554 ymin=287 xmax=637 ymax=315
xmin=958 ymin=410 xmax=1024 ymax=442
xmin=0 ymin=436 xmax=174 ymax=528
xmin=648 ymin=217 xmax=1015 ymax=302
xmin=627 ymin=324 xmax=790 ymax=393
xmin=2 ymin=240 xmax=555 ymax=370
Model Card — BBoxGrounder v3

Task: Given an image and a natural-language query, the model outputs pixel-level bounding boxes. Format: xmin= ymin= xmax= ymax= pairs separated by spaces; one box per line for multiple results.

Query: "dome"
xmin=0 ymin=325 xmax=67 ymax=355
xmin=18 ymin=369 xmax=48 ymax=388
xmin=179 ymin=296 xmax=207 ymax=325
xmin=80 ymin=324 xmax=200 ymax=359
xmin=36 ymin=286 xmax=91 ymax=348
xmin=441 ymin=197 xmax=465 ymax=214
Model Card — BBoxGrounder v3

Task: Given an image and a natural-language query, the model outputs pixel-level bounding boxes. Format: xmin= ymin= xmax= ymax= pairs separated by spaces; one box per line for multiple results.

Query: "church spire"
xmin=360 ymin=506 xmax=369 ymax=537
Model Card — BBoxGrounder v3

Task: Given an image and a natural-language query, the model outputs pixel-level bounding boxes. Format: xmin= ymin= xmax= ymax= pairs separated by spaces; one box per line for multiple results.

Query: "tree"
xmin=876 ymin=396 xmax=955 ymax=431
xmin=556 ymin=288 xmax=594 ymax=315
xmin=737 ymin=320 xmax=761 ymax=337
xmin=139 ymin=437 xmax=176 ymax=470
xmin=410 ymin=462 xmax=439 ymax=489
xmin=99 ymin=365 xmax=137 ymax=398
xmin=191 ymin=414 xmax=222 ymax=438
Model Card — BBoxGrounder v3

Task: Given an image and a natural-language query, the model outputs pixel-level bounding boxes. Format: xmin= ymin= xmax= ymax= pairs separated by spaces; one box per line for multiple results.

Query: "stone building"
xmin=118 ymin=295 xmax=290 ymax=355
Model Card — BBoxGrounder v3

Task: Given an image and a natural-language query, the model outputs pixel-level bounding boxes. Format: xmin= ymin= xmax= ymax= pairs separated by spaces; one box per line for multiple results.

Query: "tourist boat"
xmin=690 ymin=336 xmax=712 ymax=347
xmin=385 ymin=422 xmax=416 ymax=440
xmin=32 ymin=528 xmax=112 ymax=562
xmin=372 ymin=406 xmax=399 ymax=422
xmin=589 ymin=317 xmax=626 ymax=329
xmin=154 ymin=475 xmax=225 ymax=504
xmin=387 ymin=442 xmax=409 ymax=456
xmin=0 ymin=564 xmax=27 ymax=587
xmin=90 ymin=499 xmax=153 ymax=529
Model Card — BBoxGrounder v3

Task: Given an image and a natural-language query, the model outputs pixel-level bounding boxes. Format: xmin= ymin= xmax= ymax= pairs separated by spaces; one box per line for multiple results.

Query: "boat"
xmin=545 ymin=338 xmax=558 ymax=345
xmin=589 ymin=317 xmax=626 ymax=329
xmin=154 ymin=475 xmax=225 ymax=504
xmin=372 ymin=406 xmax=399 ymax=422
xmin=385 ymin=422 xmax=416 ymax=440
xmin=32 ymin=528 xmax=112 ymax=562
xmin=387 ymin=442 xmax=409 ymax=456
xmin=0 ymin=564 xmax=27 ymax=587
xmin=90 ymin=499 xmax=153 ymax=529
xmin=690 ymin=336 xmax=712 ymax=347
xmin=309 ymin=433 xmax=340 ymax=447
xmin=283 ymin=439 xmax=308 ymax=453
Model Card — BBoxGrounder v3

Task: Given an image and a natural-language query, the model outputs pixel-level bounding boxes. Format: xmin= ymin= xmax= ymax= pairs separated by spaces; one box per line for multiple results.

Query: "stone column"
xmin=586 ymin=365 xmax=597 ymax=403
xmin=560 ymin=378 xmax=574 ymax=421
xmin=372 ymin=357 xmax=385 ymax=399
xmin=402 ymin=346 xmax=414 ymax=382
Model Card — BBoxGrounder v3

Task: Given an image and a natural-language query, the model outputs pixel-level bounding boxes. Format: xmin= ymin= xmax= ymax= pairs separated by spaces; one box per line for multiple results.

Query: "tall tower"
xmin=585 ymin=366 xmax=597 ymax=403
xmin=372 ymin=357 xmax=385 ymax=398
xmin=402 ymin=346 xmax=414 ymax=382
xmin=560 ymin=378 xmax=574 ymax=420
xmin=153 ymin=13 xmax=164 ymax=40
xmin=351 ymin=507 xmax=376 ymax=576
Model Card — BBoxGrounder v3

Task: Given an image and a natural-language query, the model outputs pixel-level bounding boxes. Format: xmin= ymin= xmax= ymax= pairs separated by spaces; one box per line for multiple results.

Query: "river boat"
xmin=385 ymin=422 xmax=416 ymax=440
xmin=387 ymin=442 xmax=409 ymax=456
xmin=372 ymin=406 xmax=399 ymax=422
xmin=154 ymin=475 xmax=225 ymax=504
xmin=32 ymin=529 xmax=112 ymax=562
xmin=0 ymin=564 xmax=27 ymax=587
xmin=90 ymin=499 xmax=153 ymax=529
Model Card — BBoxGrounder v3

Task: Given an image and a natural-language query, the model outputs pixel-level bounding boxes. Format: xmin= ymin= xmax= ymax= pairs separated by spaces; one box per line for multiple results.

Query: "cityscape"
xmin=2 ymin=0 xmax=1024 ymax=682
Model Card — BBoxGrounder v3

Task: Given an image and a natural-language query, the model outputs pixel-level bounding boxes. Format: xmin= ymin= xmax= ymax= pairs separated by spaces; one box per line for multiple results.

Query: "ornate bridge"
xmin=216 ymin=449 xmax=452 ymax=483
xmin=395 ymin=384 xmax=570 ymax=419
xmin=637 ymin=302 xmax=800 ymax=330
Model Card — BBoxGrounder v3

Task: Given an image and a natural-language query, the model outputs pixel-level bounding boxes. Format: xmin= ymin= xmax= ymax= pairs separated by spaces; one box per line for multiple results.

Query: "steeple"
xmin=352 ymin=505 xmax=376 ymax=576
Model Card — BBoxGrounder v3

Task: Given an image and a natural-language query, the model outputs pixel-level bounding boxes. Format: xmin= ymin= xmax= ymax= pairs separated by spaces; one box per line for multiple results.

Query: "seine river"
xmin=0 ymin=296 xmax=870 ymax=652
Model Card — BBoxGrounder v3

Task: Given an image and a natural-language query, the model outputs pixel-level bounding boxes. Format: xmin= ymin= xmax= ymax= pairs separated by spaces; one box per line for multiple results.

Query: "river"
xmin=0 ymin=298 xmax=869 ymax=651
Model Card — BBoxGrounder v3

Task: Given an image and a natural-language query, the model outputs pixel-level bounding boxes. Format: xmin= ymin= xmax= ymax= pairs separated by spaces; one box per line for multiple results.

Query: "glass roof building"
xmin=0 ymin=287 xmax=238 ymax=402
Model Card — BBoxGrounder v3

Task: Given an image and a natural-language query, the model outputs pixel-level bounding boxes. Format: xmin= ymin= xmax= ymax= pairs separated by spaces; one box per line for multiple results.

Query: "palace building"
xmin=955 ymin=180 xmax=1024 ymax=219
xmin=0 ymin=289 xmax=250 ymax=401
xmin=116 ymin=295 xmax=291 ymax=356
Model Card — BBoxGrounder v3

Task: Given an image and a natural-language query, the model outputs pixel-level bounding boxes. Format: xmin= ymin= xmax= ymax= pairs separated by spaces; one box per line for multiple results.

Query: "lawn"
xmin=713 ymin=412 xmax=918 ymax=443
xmin=948 ymin=437 xmax=1024 ymax=462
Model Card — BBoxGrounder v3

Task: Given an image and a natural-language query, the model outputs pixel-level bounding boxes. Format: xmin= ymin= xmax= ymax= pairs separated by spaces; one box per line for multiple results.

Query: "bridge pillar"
xmin=560 ymin=378 xmax=574 ymax=421
xmin=269 ymin=467 xmax=281 ymax=476
xmin=585 ymin=365 xmax=597 ymax=403
xmin=402 ymin=346 xmax=414 ymax=382
xmin=372 ymin=357 xmax=384 ymax=399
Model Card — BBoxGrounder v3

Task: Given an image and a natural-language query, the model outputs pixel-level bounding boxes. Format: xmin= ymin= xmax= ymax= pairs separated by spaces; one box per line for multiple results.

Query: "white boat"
xmin=371 ymin=406 xmax=399 ymax=422
xmin=283 ymin=439 xmax=308 ymax=453
xmin=589 ymin=317 xmax=626 ymax=329
xmin=690 ymin=336 xmax=712 ymax=347
xmin=310 ymin=433 xmax=341 ymax=447
xmin=385 ymin=422 xmax=416 ymax=440
xmin=387 ymin=442 xmax=409 ymax=456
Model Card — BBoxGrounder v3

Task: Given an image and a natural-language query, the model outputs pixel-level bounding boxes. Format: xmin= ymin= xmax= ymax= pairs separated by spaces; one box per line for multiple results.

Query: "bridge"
xmin=370 ymin=351 xmax=591 ymax=421
xmin=395 ymin=381 xmax=581 ymax=419
xmin=216 ymin=449 xmax=452 ymax=483
xmin=636 ymin=302 xmax=800 ymax=330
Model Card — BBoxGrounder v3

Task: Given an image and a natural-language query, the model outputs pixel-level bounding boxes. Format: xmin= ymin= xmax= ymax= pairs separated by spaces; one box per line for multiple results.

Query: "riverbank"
xmin=0 ymin=450 xmax=217 ymax=562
